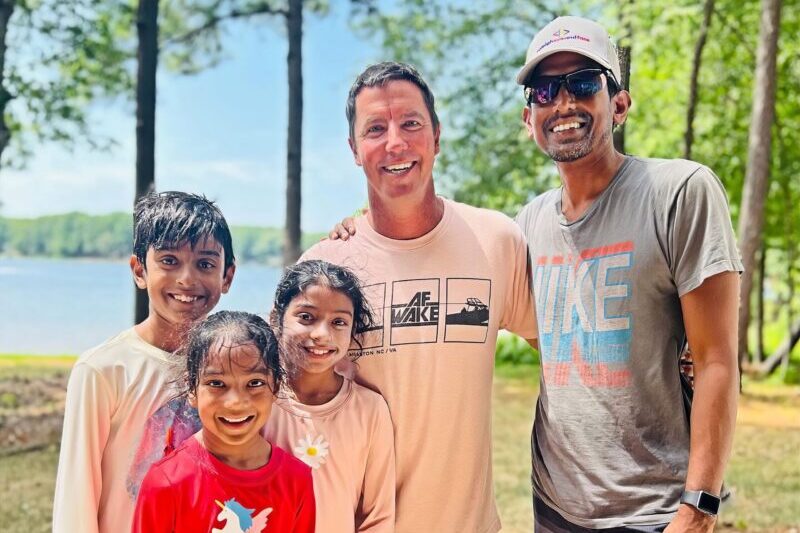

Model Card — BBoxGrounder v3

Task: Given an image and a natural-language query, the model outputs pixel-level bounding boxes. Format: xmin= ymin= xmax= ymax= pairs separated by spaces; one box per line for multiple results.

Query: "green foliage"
xmin=0 ymin=212 xmax=324 ymax=263
xmin=157 ymin=0 xmax=340 ymax=75
xmin=495 ymin=332 xmax=539 ymax=366
xmin=4 ymin=0 xmax=135 ymax=166
xmin=0 ymin=392 xmax=19 ymax=409
xmin=360 ymin=0 xmax=800 ymax=376
xmin=352 ymin=0 xmax=590 ymax=216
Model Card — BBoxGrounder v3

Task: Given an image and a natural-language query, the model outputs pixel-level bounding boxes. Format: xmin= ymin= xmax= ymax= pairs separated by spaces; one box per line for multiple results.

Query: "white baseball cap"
xmin=516 ymin=16 xmax=621 ymax=86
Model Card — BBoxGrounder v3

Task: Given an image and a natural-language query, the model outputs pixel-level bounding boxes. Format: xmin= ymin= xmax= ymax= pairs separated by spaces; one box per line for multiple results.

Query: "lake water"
xmin=0 ymin=257 xmax=281 ymax=354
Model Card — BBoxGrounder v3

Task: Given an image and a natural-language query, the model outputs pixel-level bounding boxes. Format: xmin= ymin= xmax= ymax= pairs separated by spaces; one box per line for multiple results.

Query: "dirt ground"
xmin=0 ymin=371 xmax=68 ymax=454
xmin=1 ymin=361 xmax=798 ymax=532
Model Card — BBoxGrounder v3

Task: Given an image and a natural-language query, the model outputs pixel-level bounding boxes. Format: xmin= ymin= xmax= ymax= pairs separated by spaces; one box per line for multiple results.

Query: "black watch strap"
xmin=680 ymin=490 xmax=721 ymax=516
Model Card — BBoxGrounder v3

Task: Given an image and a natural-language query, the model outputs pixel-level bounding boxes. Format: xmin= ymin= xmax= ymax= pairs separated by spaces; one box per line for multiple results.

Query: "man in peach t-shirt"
xmin=302 ymin=62 xmax=537 ymax=532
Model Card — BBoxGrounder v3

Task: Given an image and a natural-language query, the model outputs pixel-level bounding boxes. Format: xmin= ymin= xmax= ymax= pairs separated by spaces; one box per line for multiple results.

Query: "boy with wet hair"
xmin=53 ymin=191 xmax=236 ymax=533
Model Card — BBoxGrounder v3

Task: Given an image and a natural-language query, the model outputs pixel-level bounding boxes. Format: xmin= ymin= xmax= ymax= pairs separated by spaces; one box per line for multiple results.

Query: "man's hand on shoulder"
xmin=328 ymin=217 xmax=357 ymax=241
xmin=327 ymin=207 xmax=368 ymax=241
xmin=664 ymin=504 xmax=716 ymax=533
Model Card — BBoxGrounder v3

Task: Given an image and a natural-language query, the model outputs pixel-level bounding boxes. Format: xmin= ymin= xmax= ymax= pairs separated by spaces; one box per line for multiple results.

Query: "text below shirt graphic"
xmin=390 ymin=278 xmax=440 ymax=345
xmin=444 ymin=278 xmax=491 ymax=343
xmin=534 ymin=241 xmax=633 ymax=388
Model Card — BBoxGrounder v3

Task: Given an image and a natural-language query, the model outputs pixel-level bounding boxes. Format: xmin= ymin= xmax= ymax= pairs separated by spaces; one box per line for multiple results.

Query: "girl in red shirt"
xmin=133 ymin=311 xmax=315 ymax=533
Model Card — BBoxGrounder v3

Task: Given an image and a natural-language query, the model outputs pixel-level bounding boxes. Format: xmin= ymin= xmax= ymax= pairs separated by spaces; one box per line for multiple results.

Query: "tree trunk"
xmin=757 ymin=317 xmax=800 ymax=376
xmin=134 ymin=0 xmax=159 ymax=324
xmin=612 ymin=45 xmax=630 ymax=155
xmin=283 ymin=0 xmax=303 ymax=267
xmin=684 ymin=0 xmax=715 ymax=160
xmin=0 ymin=1 xmax=15 ymax=175
xmin=754 ymin=244 xmax=766 ymax=363
xmin=613 ymin=0 xmax=632 ymax=155
xmin=736 ymin=0 xmax=781 ymax=368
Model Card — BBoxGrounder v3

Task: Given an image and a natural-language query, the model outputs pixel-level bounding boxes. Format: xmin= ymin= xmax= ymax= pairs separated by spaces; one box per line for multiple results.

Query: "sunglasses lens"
xmin=566 ymin=73 xmax=602 ymax=98
xmin=526 ymin=70 xmax=604 ymax=105
xmin=529 ymin=81 xmax=558 ymax=105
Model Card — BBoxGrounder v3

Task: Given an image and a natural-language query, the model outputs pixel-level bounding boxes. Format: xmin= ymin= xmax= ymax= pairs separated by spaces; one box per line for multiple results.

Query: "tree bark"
xmin=757 ymin=317 xmax=800 ymax=376
xmin=736 ymin=0 xmax=781 ymax=368
xmin=613 ymin=0 xmax=632 ymax=155
xmin=754 ymin=245 xmax=766 ymax=363
xmin=283 ymin=0 xmax=303 ymax=267
xmin=684 ymin=0 xmax=715 ymax=160
xmin=612 ymin=45 xmax=630 ymax=155
xmin=0 ymin=1 xmax=15 ymax=175
xmin=135 ymin=0 xmax=159 ymax=324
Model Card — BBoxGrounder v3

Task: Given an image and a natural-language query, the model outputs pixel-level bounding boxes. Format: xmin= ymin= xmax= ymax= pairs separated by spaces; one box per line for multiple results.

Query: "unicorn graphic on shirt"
xmin=213 ymin=498 xmax=272 ymax=533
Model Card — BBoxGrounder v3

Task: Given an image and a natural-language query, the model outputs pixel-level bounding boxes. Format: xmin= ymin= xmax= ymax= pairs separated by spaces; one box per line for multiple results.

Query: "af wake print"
xmin=389 ymin=278 xmax=440 ymax=345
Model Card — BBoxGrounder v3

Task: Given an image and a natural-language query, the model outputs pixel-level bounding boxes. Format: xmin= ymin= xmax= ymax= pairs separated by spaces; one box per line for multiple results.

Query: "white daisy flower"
xmin=293 ymin=433 xmax=330 ymax=469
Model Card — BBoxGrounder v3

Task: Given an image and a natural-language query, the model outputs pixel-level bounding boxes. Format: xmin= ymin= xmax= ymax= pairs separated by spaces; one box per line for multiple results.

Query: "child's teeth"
xmin=173 ymin=294 xmax=198 ymax=302
xmin=224 ymin=416 xmax=248 ymax=423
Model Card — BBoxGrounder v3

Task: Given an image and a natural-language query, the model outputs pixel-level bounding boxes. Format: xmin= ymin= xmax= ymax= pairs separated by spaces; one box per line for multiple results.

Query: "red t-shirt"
xmin=133 ymin=436 xmax=315 ymax=533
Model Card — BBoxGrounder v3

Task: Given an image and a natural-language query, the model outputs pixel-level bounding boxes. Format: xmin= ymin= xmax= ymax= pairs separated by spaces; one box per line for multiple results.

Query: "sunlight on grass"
xmin=491 ymin=364 xmax=800 ymax=532
xmin=0 ymin=361 xmax=797 ymax=532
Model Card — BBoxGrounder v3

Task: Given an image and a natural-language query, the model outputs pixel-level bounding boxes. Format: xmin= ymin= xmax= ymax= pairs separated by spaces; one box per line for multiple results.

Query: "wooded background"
xmin=0 ymin=0 xmax=796 ymax=380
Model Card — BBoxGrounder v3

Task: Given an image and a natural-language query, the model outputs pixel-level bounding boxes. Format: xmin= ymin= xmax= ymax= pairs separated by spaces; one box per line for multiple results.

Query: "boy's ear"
xmin=188 ymin=390 xmax=197 ymax=408
xmin=221 ymin=263 xmax=236 ymax=294
xmin=130 ymin=254 xmax=148 ymax=289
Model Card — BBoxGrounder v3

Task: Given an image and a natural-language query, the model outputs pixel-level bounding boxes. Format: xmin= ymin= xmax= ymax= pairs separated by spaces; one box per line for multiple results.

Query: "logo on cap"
xmin=553 ymin=28 xmax=570 ymax=37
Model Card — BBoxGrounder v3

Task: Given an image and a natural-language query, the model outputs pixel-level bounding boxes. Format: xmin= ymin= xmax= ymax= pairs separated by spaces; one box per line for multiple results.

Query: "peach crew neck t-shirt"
xmin=301 ymin=198 xmax=537 ymax=532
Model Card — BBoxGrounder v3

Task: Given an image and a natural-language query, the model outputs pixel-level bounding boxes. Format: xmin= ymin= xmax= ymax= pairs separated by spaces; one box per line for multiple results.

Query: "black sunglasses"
xmin=524 ymin=68 xmax=615 ymax=106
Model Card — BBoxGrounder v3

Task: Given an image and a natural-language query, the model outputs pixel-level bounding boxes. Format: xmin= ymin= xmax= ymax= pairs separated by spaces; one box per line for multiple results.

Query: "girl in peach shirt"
xmin=264 ymin=260 xmax=396 ymax=533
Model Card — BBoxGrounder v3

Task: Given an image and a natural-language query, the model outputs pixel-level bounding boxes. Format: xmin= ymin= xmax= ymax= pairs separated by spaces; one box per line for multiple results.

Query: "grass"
xmin=489 ymin=364 xmax=800 ymax=533
xmin=0 ymin=358 xmax=798 ymax=532
xmin=0 ymin=445 xmax=60 ymax=533
xmin=0 ymin=354 xmax=75 ymax=379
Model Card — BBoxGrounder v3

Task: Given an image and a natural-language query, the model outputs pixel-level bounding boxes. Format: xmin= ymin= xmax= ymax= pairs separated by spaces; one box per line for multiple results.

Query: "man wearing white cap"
xmin=515 ymin=16 xmax=742 ymax=532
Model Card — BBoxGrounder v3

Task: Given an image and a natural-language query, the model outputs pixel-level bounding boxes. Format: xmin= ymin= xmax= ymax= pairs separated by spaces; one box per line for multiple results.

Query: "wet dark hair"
xmin=183 ymin=311 xmax=284 ymax=396
xmin=133 ymin=191 xmax=235 ymax=271
xmin=271 ymin=260 xmax=375 ymax=351
xmin=346 ymin=61 xmax=440 ymax=140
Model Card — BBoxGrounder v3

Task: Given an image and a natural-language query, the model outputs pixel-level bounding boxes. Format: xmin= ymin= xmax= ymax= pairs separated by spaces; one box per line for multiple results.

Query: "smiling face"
xmin=192 ymin=341 xmax=274 ymax=463
xmin=522 ymin=52 xmax=629 ymax=163
xmin=349 ymin=80 xmax=441 ymax=205
xmin=279 ymin=283 xmax=355 ymax=379
xmin=131 ymin=237 xmax=235 ymax=333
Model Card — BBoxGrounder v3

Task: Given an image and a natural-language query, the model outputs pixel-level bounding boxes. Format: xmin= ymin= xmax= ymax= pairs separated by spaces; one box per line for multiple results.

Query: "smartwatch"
xmin=680 ymin=490 xmax=721 ymax=516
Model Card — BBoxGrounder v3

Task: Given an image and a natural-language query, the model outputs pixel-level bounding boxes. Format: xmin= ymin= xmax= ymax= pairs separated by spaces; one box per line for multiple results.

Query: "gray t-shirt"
xmin=516 ymin=156 xmax=743 ymax=528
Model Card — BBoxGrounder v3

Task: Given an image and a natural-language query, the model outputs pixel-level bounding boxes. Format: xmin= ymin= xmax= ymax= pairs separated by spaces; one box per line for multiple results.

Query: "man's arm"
xmin=666 ymin=271 xmax=739 ymax=532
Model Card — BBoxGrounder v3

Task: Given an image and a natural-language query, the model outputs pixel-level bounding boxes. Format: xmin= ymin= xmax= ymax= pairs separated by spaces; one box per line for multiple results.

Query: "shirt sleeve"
xmin=52 ymin=362 xmax=114 ymax=533
xmin=294 ymin=468 xmax=317 ymax=533
xmin=131 ymin=467 xmax=175 ymax=533
xmin=668 ymin=166 xmax=744 ymax=296
xmin=356 ymin=397 xmax=396 ymax=532
xmin=500 ymin=224 xmax=538 ymax=339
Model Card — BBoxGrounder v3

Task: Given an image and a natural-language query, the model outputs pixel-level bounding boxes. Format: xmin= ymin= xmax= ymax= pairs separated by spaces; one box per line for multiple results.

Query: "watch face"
xmin=698 ymin=492 xmax=720 ymax=514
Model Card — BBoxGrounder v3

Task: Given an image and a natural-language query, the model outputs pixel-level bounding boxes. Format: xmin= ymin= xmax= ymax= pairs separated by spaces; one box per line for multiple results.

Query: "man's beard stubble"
xmin=544 ymin=115 xmax=613 ymax=163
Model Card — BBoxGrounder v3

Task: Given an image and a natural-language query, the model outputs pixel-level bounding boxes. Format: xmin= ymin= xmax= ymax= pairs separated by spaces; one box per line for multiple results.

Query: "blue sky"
xmin=0 ymin=6 xmax=386 ymax=232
